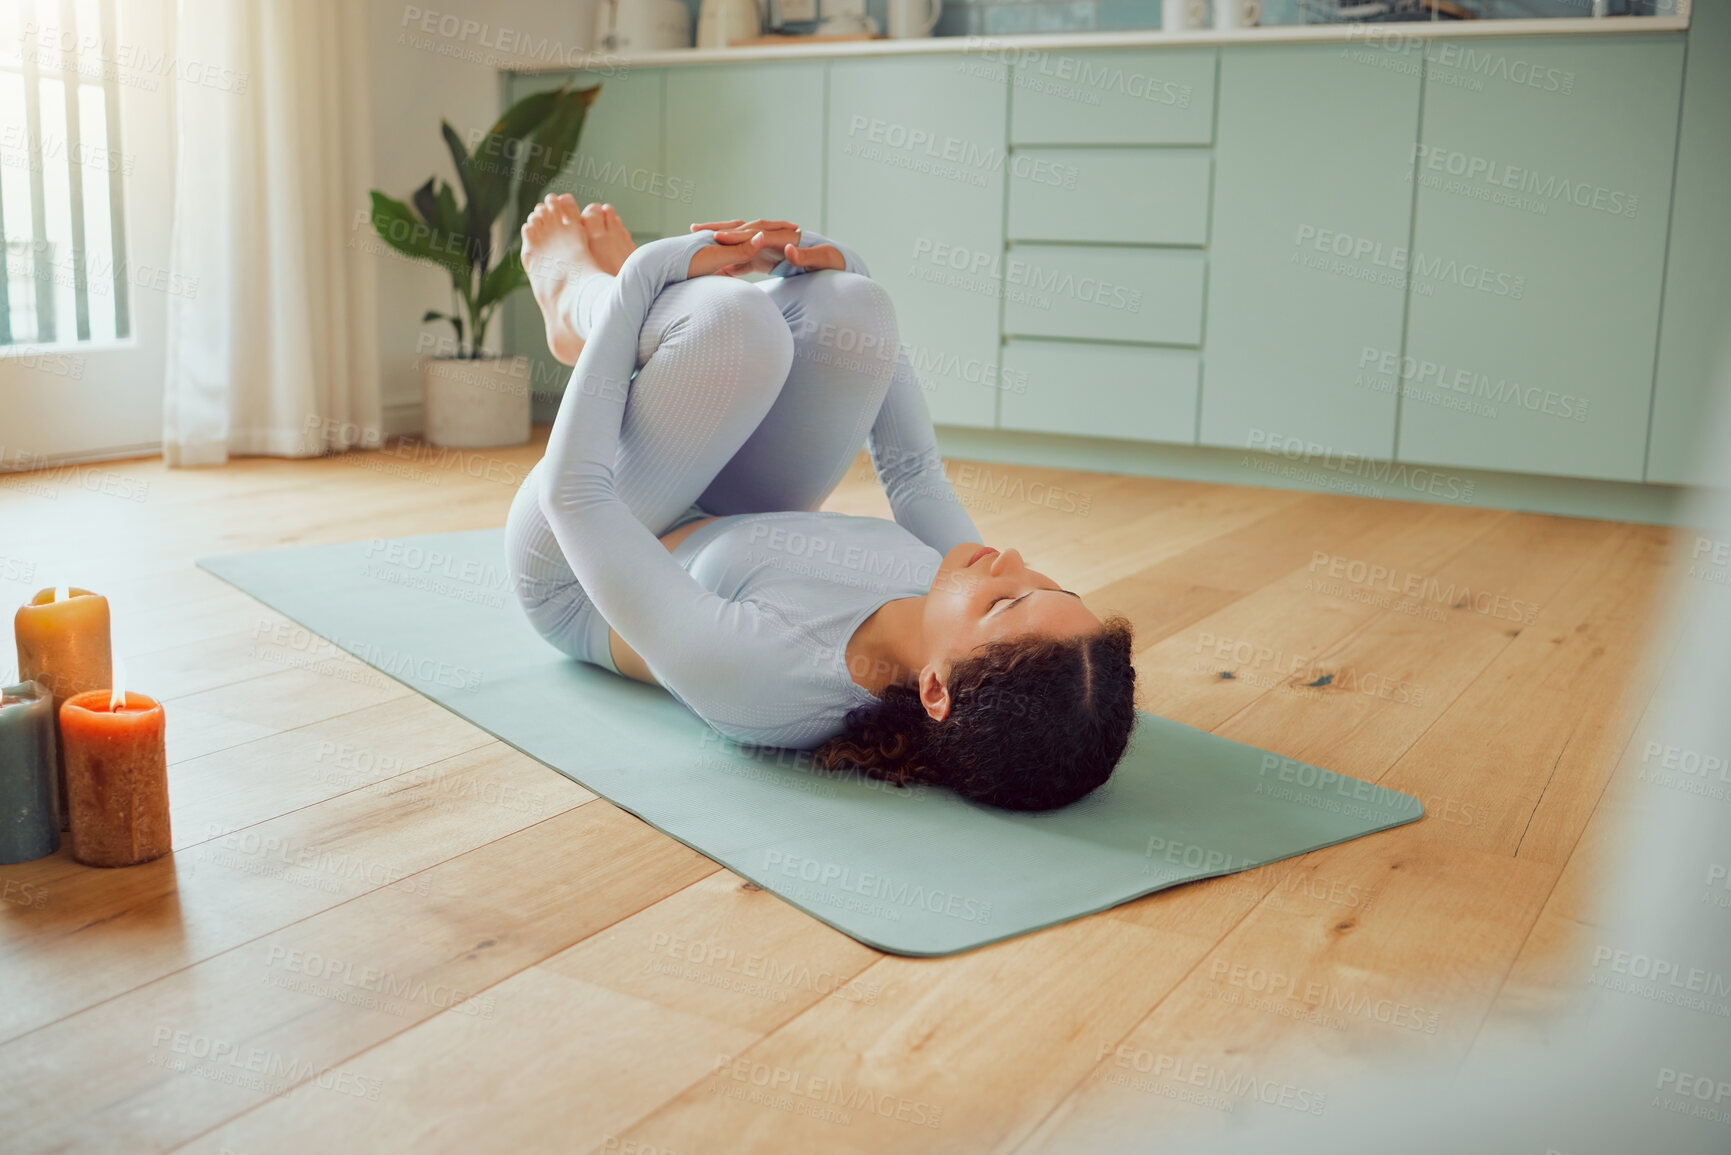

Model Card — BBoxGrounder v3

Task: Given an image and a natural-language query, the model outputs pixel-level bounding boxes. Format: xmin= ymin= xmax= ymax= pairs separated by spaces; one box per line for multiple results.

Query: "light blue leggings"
xmin=505 ymin=270 xmax=903 ymax=673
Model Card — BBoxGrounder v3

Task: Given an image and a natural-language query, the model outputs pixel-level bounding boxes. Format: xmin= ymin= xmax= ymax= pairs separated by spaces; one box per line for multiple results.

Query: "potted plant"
xmin=369 ymin=84 xmax=599 ymax=448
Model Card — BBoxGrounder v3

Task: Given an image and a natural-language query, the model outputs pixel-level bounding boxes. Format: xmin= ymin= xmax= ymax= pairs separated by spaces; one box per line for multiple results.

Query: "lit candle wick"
xmin=110 ymin=657 xmax=126 ymax=712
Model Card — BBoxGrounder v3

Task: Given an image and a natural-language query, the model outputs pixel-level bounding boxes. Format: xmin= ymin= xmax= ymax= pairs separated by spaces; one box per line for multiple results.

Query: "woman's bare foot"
xmin=579 ymin=202 xmax=636 ymax=275
xmin=520 ymin=193 xmax=607 ymax=366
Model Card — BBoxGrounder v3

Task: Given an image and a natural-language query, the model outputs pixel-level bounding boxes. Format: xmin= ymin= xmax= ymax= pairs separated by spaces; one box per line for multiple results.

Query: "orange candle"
xmin=15 ymin=587 xmax=112 ymax=829
xmin=59 ymin=689 xmax=170 ymax=868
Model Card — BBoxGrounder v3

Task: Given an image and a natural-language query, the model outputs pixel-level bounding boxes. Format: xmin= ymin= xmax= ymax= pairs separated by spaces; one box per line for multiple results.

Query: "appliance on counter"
xmin=593 ymin=0 xmax=692 ymax=53
xmin=813 ymin=0 xmax=877 ymax=36
xmin=697 ymin=0 xmax=764 ymax=46
xmin=886 ymin=0 xmax=942 ymax=38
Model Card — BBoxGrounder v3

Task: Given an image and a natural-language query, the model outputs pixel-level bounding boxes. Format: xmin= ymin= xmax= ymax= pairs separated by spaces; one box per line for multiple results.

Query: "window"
xmin=0 ymin=0 xmax=130 ymax=347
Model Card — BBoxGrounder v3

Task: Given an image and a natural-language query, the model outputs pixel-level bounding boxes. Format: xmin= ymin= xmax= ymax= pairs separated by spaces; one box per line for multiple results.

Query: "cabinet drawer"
xmin=1002 ymin=246 xmax=1204 ymax=345
xmin=1010 ymin=48 xmax=1216 ymax=145
xmin=1008 ymin=148 xmax=1210 ymax=245
xmin=1000 ymin=340 xmax=1198 ymax=443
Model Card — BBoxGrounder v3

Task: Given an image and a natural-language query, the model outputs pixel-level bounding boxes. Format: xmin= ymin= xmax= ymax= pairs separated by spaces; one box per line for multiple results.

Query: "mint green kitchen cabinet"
xmin=512 ymin=66 xmax=667 ymax=239
xmin=1000 ymin=339 xmax=1199 ymax=443
xmin=664 ymin=63 xmax=825 ymax=236
xmin=826 ymin=56 xmax=1009 ymax=429
xmin=1009 ymin=47 xmax=1216 ymax=145
xmin=1198 ymin=44 xmax=1422 ymax=457
xmin=1007 ymin=148 xmax=1211 ymax=246
xmin=1398 ymin=36 xmax=1684 ymax=482
xmin=1003 ymin=246 xmax=1204 ymax=345
xmin=1648 ymin=4 xmax=1731 ymax=486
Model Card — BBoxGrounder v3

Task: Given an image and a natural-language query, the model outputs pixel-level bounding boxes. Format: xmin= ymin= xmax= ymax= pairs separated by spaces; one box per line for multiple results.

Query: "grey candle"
xmin=0 ymin=680 xmax=62 ymax=864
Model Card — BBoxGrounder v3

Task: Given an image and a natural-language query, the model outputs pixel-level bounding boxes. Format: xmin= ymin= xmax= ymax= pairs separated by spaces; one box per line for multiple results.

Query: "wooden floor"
xmin=0 ymin=428 xmax=1678 ymax=1153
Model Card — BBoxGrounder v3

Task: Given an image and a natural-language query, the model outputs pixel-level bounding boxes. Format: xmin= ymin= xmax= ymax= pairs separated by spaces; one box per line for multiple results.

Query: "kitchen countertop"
xmin=510 ymin=14 xmax=1689 ymax=73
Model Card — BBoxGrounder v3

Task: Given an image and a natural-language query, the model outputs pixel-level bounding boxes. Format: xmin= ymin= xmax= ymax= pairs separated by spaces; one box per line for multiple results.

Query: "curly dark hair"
xmin=811 ymin=615 xmax=1137 ymax=811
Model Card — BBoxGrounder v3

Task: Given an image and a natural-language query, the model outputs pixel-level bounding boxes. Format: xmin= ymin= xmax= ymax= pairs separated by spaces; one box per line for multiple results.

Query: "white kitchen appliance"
xmin=813 ymin=0 xmax=876 ymax=36
xmin=696 ymin=0 xmax=763 ymax=46
xmin=886 ymin=0 xmax=942 ymax=38
xmin=593 ymin=0 xmax=693 ymax=54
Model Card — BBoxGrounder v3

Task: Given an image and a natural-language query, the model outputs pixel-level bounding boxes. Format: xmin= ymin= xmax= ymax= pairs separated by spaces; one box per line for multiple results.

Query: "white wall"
xmin=365 ymin=0 xmax=598 ymax=434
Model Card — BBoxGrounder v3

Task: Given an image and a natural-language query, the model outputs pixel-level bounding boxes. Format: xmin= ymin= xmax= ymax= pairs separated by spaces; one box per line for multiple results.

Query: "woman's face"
xmin=921 ymin=541 xmax=1101 ymax=675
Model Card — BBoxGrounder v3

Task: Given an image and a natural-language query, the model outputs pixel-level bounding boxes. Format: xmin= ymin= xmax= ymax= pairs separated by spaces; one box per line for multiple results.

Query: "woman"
xmin=506 ymin=196 xmax=1137 ymax=811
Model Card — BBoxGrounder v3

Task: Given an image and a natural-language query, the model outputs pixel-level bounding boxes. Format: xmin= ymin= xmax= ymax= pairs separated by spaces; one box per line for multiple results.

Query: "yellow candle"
xmin=14 ymin=587 xmax=112 ymax=830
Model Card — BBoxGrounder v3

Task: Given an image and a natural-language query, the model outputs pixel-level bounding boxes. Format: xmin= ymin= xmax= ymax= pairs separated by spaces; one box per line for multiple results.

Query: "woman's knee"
xmin=677 ymin=276 xmax=794 ymax=379
xmin=781 ymin=271 xmax=900 ymax=380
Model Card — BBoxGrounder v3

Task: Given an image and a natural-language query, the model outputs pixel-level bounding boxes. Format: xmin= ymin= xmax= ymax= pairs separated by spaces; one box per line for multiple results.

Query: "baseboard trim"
xmin=932 ymin=426 xmax=1697 ymax=527
xmin=381 ymin=399 xmax=424 ymax=439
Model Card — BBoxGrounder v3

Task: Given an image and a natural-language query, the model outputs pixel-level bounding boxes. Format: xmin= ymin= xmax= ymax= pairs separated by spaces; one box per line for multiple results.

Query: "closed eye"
xmin=991 ymin=589 xmax=1082 ymax=615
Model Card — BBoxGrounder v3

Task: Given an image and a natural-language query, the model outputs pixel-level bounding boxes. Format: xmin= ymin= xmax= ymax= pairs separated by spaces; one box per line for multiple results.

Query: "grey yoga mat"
xmin=199 ymin=528 xmax=1423 ymax=956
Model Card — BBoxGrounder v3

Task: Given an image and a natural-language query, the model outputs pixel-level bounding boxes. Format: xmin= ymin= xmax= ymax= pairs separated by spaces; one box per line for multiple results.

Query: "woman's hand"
xmin=689 ymin=219 xmax=846 ymax=276
xmin=685 ymin=231 xmax=769 ymax=279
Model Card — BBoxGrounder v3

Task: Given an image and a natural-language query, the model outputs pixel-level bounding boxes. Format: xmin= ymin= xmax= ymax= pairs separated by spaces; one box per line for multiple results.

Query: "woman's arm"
xmin=536 ymin=231 xmax=784 ymax=692
xmin=865 ymin=350 xmax=982 ymax=555
xmin=688 ymin=218 xmax=980 ymax=554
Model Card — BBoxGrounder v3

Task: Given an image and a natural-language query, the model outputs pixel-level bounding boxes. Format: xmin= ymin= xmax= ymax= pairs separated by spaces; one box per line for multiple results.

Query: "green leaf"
xmin=368 ymin=191 xmax=469 ymax=282
xmin=467 ymin=88 xmax=573 ymax=243
xmin=421 ymin=309 xmax=446 ymax=323
xmin=515 ymin=88 xmax=598 ymax=227
xmin=477 ymin=249 xmax=529 ymax=311
xmin=441 ymin=121 xmax=490 ymax=272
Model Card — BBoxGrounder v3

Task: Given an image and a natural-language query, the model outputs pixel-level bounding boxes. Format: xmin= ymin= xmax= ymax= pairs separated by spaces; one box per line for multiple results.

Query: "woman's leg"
xmin=696 ymin=270 xmax=902 ymax=516
xmin=505 ymin=275 xmax=795 ymax=669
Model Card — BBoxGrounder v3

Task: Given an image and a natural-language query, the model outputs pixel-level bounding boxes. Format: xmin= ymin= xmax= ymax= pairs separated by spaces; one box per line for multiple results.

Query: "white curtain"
xmin=161 ymin=0 xmax=380 ymax=465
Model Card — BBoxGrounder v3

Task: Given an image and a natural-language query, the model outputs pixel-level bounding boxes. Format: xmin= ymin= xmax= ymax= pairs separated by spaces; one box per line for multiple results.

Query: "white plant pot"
xmin=419 ymin=355 xmax=532 ymax=448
